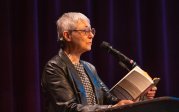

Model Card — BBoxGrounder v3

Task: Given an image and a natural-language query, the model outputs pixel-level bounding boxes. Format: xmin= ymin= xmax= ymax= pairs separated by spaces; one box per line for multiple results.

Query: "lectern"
xmin=97 ymin=96 xmax=179 ymax=112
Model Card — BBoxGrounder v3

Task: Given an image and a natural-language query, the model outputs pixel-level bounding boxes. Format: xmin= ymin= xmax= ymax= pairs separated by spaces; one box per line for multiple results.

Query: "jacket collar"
xmin=58 ymin=49 xmax=102 ymax=104
xmin=58 ymin=49 xmax=88 ymax=104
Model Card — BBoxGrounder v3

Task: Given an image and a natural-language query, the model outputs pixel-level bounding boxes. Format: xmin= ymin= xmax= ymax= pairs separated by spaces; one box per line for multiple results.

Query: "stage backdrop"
xmin=1 ymin=0 xmax=179 ymax=112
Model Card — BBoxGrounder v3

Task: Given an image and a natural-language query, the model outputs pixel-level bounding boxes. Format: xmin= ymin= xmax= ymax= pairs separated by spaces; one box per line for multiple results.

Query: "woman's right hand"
xmin=112 ymin=100 xmax=134 ymax=107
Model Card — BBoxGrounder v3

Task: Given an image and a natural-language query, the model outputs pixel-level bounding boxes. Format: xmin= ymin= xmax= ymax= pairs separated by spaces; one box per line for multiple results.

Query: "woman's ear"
xmin=57 ymin=32 xmax=63 ymax=41
xmin=63 ymin=31 xmax=72 ymax=42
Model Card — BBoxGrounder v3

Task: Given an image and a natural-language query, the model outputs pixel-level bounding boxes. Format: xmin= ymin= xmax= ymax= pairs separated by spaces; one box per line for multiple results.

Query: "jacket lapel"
xmin=81 ymin=61 xmax=102 ymax=104
xmin=58 ymin=50 xmax=88 ymax=104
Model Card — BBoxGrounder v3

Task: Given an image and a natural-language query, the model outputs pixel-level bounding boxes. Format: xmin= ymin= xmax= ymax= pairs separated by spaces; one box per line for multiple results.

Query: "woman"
xmin=41 ymin=12 xmax=156 ymax=112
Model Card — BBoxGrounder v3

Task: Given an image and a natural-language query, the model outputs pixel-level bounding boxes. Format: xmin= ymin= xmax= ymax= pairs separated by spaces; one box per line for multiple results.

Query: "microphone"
xmin=100 ymin=41 xmax=136 ymax=70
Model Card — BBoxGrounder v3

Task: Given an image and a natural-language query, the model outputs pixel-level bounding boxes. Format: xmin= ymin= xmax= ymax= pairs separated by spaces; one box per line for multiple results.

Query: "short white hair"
xmin=56 ymin=12 xmax=90 ymax=40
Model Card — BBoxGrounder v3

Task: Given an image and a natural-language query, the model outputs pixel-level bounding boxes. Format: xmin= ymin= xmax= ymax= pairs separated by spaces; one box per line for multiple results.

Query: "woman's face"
xmin=68 ymin=20 xmax=95 ymax=54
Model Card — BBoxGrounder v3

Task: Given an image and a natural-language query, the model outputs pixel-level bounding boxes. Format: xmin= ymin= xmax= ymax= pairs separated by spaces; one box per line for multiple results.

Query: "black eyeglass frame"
xmin=69 ymin=28 xmax=96 ymax=36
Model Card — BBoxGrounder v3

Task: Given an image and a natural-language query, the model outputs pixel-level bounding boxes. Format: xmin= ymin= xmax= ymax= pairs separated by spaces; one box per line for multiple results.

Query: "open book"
xmin=109 ymin=66 xmax=160 ymax=101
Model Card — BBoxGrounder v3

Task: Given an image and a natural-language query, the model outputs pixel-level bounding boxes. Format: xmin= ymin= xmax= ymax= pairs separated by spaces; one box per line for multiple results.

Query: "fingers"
xmin=147 ymin=91 xmax=156 ymax=96
xmin=146 ymin=86 xmax=157 ymax=99
xmin=151 ymin=86 xmax=157 ymax=91
xmin=113 ymin=100 xmax=134 ymax=107
xmin=148 ymin=86 xmax=157 ymax=95
xmin=114 ymin=100 xmax=134 ymax=107
xmin=120 ymin=100 xmax=134 ymax=105
xmin=146 ymin=92 xmax=156 ymax=99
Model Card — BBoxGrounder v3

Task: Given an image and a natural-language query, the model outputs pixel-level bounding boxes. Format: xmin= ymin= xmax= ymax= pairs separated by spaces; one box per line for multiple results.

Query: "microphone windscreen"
xmin=100 ymin=41 xmax=111 ymax=49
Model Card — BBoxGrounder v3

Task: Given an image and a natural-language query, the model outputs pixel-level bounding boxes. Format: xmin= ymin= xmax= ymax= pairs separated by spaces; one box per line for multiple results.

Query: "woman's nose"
xmin=88 ymin=32 xmax=94 ymax=39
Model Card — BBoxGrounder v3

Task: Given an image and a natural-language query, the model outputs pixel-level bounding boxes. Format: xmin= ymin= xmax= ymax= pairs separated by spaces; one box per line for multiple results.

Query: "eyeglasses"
xmin=69 ymin=28 xmax=96 ymax=36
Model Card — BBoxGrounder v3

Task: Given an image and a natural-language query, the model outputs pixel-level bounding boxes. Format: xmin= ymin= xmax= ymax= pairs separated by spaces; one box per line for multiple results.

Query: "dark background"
xmin=1 ymin=0 xmax=179 ymax=112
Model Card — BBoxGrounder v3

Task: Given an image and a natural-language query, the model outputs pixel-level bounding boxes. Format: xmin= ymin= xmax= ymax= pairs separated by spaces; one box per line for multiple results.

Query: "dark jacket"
xmin=41 ymin=50 xmax=119 ymax=112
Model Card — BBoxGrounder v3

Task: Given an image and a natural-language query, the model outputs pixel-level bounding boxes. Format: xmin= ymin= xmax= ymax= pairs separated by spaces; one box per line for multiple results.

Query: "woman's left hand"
xmin=146 ymin=86 xmax=157 ymax=99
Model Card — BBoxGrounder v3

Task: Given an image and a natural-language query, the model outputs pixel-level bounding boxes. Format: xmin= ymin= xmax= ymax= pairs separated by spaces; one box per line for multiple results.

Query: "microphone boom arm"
xmin=100 ymin=41 xmax=137 ymax=71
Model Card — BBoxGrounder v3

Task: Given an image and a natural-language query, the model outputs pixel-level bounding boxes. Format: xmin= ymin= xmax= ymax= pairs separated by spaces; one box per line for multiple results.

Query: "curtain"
xmin=1 ymin=0 xmax=179 ymax=112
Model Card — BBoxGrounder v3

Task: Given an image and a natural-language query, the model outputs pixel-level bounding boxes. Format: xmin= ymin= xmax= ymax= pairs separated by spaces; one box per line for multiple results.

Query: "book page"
xmin=110 ymin=66 xmax=155 ymax=100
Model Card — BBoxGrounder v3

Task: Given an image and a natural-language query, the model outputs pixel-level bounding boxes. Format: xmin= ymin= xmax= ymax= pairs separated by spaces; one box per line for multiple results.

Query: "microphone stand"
xmin=118 ymin=59 xmax=137 ymax=72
